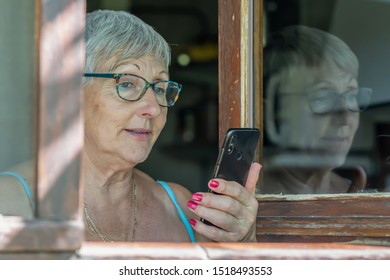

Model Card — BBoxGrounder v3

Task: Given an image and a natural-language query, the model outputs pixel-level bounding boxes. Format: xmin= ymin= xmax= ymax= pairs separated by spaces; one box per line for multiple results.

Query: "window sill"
xmin=75 ymin=242 xmax=390 ymax=259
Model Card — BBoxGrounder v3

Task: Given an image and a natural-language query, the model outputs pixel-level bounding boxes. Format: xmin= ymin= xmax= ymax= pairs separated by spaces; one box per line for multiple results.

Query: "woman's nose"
xmin=332 ymin=102 xmax=358 ymax=125
xmin=138 ymin=87 xmax=162 ymax=117
xmin=331 ymin=96 xmax=350 ymax=113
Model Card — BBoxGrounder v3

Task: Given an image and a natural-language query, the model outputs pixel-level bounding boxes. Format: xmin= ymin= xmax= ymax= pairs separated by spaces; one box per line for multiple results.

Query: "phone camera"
xmin=227 ymin=143 xmax=234 ymax=154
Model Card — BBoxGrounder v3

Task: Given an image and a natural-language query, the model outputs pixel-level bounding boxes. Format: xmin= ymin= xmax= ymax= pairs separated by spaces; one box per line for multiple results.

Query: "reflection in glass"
xmin=261 ymin=0 xmax=390 ymax=194
xmin=0 ymin=1 xmax=35 ymax=218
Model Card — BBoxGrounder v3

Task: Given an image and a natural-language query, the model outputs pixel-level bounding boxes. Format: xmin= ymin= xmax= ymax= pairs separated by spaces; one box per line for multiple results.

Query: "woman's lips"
xmin=124 ymin=128 xmax=151 ymax=140
xmin=321 ymin=136 xmax=349 ymax=142
xmin=319 ymin=136 xmax=350 ymax=153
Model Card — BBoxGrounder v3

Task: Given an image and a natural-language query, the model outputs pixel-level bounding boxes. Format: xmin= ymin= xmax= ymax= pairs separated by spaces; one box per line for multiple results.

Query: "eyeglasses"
xmin=278 ymin=87 xmax=372 ymax=114
xmin=83 ymin=73 xmax=182 ymax=107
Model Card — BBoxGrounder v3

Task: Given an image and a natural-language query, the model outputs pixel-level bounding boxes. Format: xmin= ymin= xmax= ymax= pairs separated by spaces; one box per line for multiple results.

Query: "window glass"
xmin=0 ymin=0 xmax=36 ymax=218
xmin=261 ymin=0 xmax=390 ymax=194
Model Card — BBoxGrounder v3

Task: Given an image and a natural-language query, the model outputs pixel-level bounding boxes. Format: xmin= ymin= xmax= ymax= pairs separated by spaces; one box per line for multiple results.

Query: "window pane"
xmin=261 ymin=0 xmax=390 ymax=194
xmin=0 ymin=0 xmax=35 ymax=218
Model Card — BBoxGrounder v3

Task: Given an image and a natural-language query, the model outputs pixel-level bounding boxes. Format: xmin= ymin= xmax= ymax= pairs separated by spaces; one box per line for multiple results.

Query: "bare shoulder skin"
xmin=165 ymin=181 xmax=211 ymax=242
xmin=128 ymin=169 xmax=210 ymax=242
xmin=0 ymin=160 xmax=35 ymax=218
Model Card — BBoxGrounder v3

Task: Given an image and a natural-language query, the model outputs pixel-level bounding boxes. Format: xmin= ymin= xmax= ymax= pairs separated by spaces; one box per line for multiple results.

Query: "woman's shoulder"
xmin=135 ymin=169 xmax=192 ymax=199
xmin=261 ymin=169 xmax=294 ymax=194
xmin=140 ymin=171 xmax=194 ymax=217
xmin=164 ymin=181 xmax=192 ymax=202
xmin=0 ymin=160 xmax=35 ymax=218
xmin=332 ymin=166 xmax=367 ymax=193
xmin=1 ymin=160 xmax=35 ymax=183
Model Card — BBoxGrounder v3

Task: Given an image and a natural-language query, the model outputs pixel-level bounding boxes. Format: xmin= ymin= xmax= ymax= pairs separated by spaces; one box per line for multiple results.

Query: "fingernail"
xmin=187 ymin=201 xmax=198 ymax=210
xmin=209 ymin=179 xmax=219 ymax=188
xmin=190 ymin=219 xmax=197 ymax=226
xmin=192 ymin=193 xmax=203 ymax=202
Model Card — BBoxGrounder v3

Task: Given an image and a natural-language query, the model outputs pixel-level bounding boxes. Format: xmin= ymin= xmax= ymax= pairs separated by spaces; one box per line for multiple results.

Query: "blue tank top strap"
xmin=0 ymin=171 xmax=35 ymax=210
xmin=156 ymin=180 xmax=195 ymax=243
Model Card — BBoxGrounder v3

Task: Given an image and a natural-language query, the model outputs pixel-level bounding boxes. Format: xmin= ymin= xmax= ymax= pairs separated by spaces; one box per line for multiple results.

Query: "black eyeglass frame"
xmin=276 ymin=87 xmax=373 ymax=114
xmin=83 ymin=73 xmax=182 ymax=107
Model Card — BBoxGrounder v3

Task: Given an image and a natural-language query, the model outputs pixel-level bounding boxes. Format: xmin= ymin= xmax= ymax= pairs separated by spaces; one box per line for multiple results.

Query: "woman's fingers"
xmin=245 ymin=162 xmax=262 ymax=195
xmin=186 ymin=163 xmax=262 ymax=241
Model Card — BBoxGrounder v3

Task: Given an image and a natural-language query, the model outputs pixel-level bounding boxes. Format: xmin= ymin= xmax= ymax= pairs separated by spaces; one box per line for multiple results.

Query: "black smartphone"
xmin=201 ymin=128 xmax=260 ymax=226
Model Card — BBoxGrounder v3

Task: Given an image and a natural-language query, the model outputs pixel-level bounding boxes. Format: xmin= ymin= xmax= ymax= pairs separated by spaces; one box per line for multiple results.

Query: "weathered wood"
xmin=0 ymin=0 xmax=85 ymax=254
xmin=2 ymin=242 xmax=390 ymax=259
xmin=256 ymin=195 xmax=390 ymax=243
xmin=218 ymin=0 xmax=242 ymax=146
xmin=37 ymin=0 xmax=84 ymax=220
xmin=0 ymin=217 xmax=83 ymax=252
xmin=253 ymin=0 xmax=263 ymax=163
xmin=257 ymin=194 xmax=390 ymax=216
xmin=34 ymin=242 xmax=390 ymax=259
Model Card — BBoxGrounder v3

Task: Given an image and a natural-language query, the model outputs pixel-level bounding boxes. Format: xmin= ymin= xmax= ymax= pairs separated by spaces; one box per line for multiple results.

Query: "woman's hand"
xmin=187 ymin=162 xmax=261 ymax=242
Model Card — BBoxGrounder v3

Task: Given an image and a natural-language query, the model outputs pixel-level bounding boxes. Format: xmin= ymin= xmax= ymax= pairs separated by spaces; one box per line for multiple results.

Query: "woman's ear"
xmin=265 ymin=74 xmax=282 ymax=146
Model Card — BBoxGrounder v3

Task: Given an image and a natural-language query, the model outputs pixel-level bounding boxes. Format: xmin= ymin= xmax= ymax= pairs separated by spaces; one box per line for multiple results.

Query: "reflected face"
xmin=83 ymin=55 xmax=168 ymax=168
xmin=277 ymin=64 xmax=359 ymax=164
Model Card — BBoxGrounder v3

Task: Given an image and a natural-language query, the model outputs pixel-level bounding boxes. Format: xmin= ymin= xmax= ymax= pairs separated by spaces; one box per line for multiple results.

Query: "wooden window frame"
xmin=0 ymin=0 xmax=85 ymax=255
xmin=217 ymin=0 xmax=390 ymax=244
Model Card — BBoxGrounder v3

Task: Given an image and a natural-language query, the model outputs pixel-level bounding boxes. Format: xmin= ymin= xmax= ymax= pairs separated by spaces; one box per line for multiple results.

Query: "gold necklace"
xmin=83 ymin=176 xmax=138 ymax=242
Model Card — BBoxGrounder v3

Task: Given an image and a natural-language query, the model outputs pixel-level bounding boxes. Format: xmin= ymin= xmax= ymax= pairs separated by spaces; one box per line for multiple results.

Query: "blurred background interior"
xmin=87 ymin=0 xmax=219 ymax=193
xmin=1 ymin=0 xmax=390 ymax=193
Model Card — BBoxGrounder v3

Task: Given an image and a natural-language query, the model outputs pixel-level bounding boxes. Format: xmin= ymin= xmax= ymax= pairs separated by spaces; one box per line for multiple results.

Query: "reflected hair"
xmin=264 ymin=25 xmax=359 ymax=88
xmin=83 ymin=10 xmax=171 ymax=86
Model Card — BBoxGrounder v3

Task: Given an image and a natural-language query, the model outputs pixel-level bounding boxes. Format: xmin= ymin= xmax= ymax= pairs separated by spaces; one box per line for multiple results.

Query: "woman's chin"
xmin=124 ymin=149 xmax=151 ymax=165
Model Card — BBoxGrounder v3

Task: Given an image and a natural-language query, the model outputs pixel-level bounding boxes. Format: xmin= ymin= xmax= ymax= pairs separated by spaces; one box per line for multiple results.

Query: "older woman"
xmin=262 ymin=25 xmax=371 ymax=194
xmin=80 ymin=10 xmax=261 ymax=242
xmin=0 ymin=10 xmax=261 ymax=242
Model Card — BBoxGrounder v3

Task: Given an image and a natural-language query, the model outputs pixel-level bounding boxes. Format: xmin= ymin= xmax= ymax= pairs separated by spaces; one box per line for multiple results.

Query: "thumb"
xmin=245 ymin=162 xmax=262 ymax=195
xmin=348 ymin=165 xmax=367 ymax=193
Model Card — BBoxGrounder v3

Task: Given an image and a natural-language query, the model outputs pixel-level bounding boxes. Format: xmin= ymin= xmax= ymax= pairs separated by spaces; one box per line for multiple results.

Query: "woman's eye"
xmin=310 ymin=91 xmax=333 ymax=101
xmin=119 ymin=82 xmax=135 ymax=89
xmin=154 ymin=87 xmax=166 ymax=96
xmin=313 ymin=88 xmax=334 ymax=94
xmin=120 ymin=82 xmax=129 ymax=87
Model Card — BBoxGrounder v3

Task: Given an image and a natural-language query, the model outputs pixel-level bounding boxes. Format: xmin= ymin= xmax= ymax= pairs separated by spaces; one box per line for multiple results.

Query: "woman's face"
xmin=277 ymin=64 xmax=360 ymax=165
xmin=83 ymin=55 xmax=168 ymax=169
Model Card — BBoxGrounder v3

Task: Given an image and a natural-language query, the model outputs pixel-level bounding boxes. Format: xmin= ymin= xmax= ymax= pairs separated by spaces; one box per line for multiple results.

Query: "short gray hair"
xmin=84 ymin=10 xmax=171 ymax=85
xmin=264 ymin=25 xmax=359 ymax=87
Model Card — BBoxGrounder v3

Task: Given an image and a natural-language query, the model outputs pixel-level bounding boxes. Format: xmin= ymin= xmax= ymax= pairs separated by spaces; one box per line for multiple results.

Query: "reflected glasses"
xmin=279 ymin=87 xmax=372 ymax=114
xmin=83 ymin=73 xmax=182 ymax=107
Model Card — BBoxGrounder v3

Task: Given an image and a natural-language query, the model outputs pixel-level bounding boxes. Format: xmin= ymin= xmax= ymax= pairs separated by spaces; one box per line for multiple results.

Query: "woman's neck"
xmin=284 ymin=168 xmax=334 ymax=193
xmin=81 ymin=150 xmax=135 ymax=205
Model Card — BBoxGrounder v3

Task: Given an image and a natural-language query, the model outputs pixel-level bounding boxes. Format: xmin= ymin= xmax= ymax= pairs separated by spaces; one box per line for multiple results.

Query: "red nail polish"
xmin=187 ymin=200 xmax=198 ymax=210
xmin=192 ymin=193 xmax=203 ymax=202
xmin=209 ymin=179 xmax=219 ymax=188
xmin=190 ymin=219 xmax=197 ymax=226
